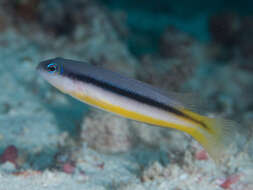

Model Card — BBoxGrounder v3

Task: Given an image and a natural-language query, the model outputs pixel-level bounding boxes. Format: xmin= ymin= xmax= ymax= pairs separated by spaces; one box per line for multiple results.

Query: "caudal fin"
xmin=190 ymin=116 xmax=237 ymax=162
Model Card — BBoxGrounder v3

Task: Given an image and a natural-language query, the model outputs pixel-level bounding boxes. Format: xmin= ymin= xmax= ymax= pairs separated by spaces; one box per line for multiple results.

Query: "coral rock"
xmin=81 ymin=110 xmax=135 ymax=153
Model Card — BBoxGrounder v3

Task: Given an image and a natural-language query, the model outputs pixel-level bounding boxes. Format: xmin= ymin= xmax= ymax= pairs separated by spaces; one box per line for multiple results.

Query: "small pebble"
xmin=62 ymin=162 xmax=75 ymax=174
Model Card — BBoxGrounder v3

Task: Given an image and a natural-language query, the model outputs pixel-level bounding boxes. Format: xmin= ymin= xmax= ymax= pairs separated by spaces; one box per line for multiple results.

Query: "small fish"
xmin=37 ymin=57 xmax=235 ymax=161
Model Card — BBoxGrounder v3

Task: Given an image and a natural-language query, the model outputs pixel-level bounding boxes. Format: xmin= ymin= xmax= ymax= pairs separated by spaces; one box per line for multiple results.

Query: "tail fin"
xmin=190 ymin=116 xmax=237 ymax=163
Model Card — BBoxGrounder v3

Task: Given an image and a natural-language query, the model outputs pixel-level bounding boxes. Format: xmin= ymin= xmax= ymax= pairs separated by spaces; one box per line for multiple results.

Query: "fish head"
xmin=37 ymin=57 xmax=75 ymax=93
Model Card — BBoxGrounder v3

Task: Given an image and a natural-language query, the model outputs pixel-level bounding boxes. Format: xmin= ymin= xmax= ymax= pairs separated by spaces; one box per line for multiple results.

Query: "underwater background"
xmin=0 ymin=0 xmax=253 ymax=189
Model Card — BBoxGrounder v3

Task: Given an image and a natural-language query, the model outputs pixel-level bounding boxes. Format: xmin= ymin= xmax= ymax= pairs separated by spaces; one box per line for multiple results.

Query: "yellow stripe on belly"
xmin=71 ymin=91 xmax=195 ymax=134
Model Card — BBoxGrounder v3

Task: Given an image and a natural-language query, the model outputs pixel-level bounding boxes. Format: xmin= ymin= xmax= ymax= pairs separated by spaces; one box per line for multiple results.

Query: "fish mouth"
xmin=36 ymin=63 xmax=50 ymax=81
xmin=36 ymin=62 xmax=43 ymax=72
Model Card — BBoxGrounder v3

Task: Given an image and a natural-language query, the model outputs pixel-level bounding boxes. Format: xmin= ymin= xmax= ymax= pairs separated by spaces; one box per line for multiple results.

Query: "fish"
xmin=37 ymin=57 xmax=235 ymax=162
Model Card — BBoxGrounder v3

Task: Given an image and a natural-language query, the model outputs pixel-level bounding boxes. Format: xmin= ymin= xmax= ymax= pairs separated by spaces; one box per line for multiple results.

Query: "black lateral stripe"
xmin=66 ymin=71 xmax=208 ymax=129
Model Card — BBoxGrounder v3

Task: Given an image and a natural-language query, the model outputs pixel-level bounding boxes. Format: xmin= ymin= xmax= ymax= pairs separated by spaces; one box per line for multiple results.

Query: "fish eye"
xmin=47 ymin=63 xmax=57 ymax=73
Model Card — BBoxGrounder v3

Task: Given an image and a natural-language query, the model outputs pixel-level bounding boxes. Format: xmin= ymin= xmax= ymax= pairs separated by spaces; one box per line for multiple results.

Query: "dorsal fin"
xmin=164 ymin=91 xmax=206 ymax=114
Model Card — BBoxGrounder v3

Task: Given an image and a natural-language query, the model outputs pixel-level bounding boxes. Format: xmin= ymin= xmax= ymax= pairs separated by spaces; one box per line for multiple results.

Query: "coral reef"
xmin=0 ymin=0 xmax=252 ymax=189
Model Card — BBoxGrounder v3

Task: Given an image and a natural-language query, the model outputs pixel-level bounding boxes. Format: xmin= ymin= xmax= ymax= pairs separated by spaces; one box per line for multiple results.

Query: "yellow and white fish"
xmin=37 ymin=57 xmax=235 ymax=161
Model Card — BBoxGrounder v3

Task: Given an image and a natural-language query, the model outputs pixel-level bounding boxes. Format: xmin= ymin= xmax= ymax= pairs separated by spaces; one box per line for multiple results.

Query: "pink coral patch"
xmin=220 ymin=174 xmax=240 ymax=189
xmin=195 ymin=150 xmax=209 ymax=160
xmin=62 ymin=162 xmax=75 ymax=174
xmin=0 ymin=145 xmax=18 ymax=165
